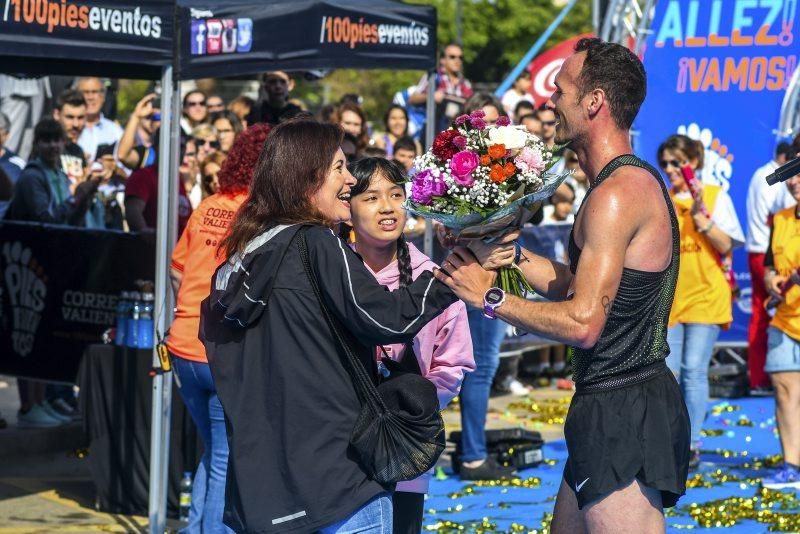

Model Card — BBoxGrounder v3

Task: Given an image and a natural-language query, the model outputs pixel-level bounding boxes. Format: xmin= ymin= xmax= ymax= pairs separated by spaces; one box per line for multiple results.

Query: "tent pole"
xmin=149 ymin=65 xmax=179 ymax=534
xmin=424 ymin=70 xmax=436 ymax=258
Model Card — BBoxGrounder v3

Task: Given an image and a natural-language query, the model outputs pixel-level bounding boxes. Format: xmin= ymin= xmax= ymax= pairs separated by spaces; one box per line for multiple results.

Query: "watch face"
xmin=485 ymin=288 xmax=504 ymax=305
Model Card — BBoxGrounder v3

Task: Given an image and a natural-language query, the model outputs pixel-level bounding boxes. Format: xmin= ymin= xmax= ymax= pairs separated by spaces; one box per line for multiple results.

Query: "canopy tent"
xmin=1 ymin=1 xmax=437 ymax=532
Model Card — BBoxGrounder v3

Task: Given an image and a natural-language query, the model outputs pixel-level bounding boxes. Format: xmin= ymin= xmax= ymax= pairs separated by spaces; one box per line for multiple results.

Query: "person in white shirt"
xmin=75 ymin=77 xmax=122 ymax=162
xmin=746 ymin=142 xmax=797 ymax=391
xmin=501 ymin=72 xmax=534 ymax=122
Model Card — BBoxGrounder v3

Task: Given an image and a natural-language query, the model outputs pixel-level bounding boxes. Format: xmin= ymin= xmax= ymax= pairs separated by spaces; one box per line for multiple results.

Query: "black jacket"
xmin=201 ymin=224 xmax=457 ymax=533
xmin=5 ymin=159 xmax=93 ymax=225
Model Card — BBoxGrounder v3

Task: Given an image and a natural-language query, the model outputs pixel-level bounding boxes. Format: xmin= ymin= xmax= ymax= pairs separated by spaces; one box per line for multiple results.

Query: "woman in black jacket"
xmin=201 ymin=119 xmax=458 ymax=534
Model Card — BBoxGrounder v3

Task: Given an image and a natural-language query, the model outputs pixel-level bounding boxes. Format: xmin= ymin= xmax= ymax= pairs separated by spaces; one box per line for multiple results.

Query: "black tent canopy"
xmin=1 ymin=2 xmax=437 ymax=532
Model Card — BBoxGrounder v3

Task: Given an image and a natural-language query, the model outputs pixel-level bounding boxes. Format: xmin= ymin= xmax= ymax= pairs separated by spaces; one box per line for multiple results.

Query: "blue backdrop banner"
xmin=634 ymin=0 xmax=799 ymax=343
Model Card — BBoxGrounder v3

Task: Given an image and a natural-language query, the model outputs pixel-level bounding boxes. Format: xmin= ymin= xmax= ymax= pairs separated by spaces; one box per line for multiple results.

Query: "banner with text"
xmin=177 ymin=0 xmax=436 ymax=79
xmin=635 ymin=0 xmax=799 ymax=343
xmin=0 ymin=0 xmax=172 ymax=78
xmin=0 ymin=222 xmax=155 ymax=382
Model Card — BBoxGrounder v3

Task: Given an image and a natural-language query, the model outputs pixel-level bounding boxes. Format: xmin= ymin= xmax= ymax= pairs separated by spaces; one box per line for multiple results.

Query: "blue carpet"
xmin=424 ymin=397 xmax=800 ymax=533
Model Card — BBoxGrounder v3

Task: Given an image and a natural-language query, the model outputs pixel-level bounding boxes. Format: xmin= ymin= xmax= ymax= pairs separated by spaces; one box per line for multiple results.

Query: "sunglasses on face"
xmin=659 ymin=159 xmax=685 ymax=170
xmin=446 ymin=54 xmax=463 ymax=60
xmin=195 ymin=138 xmax=220 ymax=149
xmin=186 ymin=100 xmax=206 ymax=108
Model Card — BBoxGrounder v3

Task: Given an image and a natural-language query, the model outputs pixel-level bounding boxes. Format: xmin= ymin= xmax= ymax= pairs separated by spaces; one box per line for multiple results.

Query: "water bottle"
xmin=137 ymin=292 xmax=155 ymax=349
xmin=114 ymin=292 xmax=130 ymax=347
xmin=126 ymin=292 xmax=141 ymax=349
xmin=179 ymin=471 xmax=193 ymax=522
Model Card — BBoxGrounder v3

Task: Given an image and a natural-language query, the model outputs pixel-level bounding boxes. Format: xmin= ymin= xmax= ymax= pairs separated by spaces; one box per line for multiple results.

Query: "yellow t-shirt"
xmin=769 ymin=206 xmax=800 ymax=341
xmin=669 ymin=185 xmax=732 ymax=326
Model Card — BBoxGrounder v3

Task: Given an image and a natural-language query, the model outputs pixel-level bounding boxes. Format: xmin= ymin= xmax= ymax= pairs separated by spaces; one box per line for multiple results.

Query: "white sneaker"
xmin=50 ymin=398 xmax=80 ymax=421
xmin=509 ymin=379 xmax=530 ymax=397
xmin=17 ymin=404 xmax=63 ymax=428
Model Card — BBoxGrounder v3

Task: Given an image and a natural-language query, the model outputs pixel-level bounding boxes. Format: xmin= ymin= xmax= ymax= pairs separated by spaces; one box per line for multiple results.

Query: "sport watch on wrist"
xmin=483 ymin=287 xmax=506 ymax=319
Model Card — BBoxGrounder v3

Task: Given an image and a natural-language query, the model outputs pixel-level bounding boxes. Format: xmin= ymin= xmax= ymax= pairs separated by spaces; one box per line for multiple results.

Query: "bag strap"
xmin=297 ymin=227 xmax=388 ymax=413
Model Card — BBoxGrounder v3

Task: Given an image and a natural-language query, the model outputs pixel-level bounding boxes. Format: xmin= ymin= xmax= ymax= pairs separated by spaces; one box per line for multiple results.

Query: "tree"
xmin=408 ymin=0 xmax=593 ymax=83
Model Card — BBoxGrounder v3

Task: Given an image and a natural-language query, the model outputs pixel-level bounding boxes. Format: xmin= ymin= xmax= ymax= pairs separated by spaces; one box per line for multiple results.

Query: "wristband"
xmin=513 ymin=241 xmax=521 ymax=265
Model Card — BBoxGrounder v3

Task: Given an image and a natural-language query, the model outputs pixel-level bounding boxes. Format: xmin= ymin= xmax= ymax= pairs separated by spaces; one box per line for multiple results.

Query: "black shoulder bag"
xmin=297 ymin=228 xmax=445 ymax=484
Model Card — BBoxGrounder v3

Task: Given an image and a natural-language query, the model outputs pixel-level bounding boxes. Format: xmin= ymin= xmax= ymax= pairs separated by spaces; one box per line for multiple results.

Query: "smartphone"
xmin=90 ymin=161 xmax=104 ymax=173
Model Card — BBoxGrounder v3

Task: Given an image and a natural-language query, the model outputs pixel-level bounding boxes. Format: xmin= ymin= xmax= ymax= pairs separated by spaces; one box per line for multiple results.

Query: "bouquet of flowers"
xmin=406 ymin=109 xmax=569 ymax=296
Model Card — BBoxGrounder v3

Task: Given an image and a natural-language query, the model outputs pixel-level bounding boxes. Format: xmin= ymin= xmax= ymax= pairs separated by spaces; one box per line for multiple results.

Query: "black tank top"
xmin=568 ymin=154 xmax=680 ymax=386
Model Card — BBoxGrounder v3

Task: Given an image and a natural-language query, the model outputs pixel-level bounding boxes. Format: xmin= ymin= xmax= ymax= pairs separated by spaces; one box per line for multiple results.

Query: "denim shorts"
xmin=765 ymin=327 xmax=800 ymax=373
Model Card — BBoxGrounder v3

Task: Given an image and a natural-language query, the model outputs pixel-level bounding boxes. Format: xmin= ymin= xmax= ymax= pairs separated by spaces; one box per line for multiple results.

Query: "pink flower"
xmin=496 ymin=116 xmax=511 ymax=127
xmin=455 ymin=114 xmax=470 ymax=125
xmin=452 ymin=135 xmax=467 ymax=149
xmin=470 ymin=109 xmax=486 ymax=119
xmin=449 ymin=150 xmax=479 ymax=186
xmin=514 ymin=146 xmax=546 ymax=174
xmin=430 ymin=176 xmax=448 ymax=196
xmin=470 ymin=118 xmax=486 ymax=130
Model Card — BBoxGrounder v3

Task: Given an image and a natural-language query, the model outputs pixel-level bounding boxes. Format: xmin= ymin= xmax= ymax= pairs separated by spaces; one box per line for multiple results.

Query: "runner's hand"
xmin=466 ymin=230 xmax=520 ymax=271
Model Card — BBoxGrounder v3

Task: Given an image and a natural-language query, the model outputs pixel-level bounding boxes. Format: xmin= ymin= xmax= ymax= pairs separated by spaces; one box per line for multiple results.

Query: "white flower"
xmin=487 ymin=125 xmax=528 ymax=150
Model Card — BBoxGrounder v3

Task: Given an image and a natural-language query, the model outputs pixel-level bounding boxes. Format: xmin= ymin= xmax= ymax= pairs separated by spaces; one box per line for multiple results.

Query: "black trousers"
xmin=392 ymin=491 xmax=424 ymax=534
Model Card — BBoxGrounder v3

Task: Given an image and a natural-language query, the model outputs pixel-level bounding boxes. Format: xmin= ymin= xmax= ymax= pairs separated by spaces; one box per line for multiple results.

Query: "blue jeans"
xmin=459 ymin=307 xmax=507 ymax=462
xmin=173 ymin=357 xmax=233 ymax=534
xmin=666 ymin=323 xmax=721 ymax=446
xmin=318 ymin=494 xmax=392 ymax=534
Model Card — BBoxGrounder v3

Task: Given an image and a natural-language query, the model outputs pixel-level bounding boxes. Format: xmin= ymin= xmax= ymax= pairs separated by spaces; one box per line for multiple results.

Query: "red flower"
xmin=503 ymin=162 xmax=516 ymax=177
xmin=490 ymin=164 xmax=507 ymax=183
xmin=432 ymin=129 xmax=461 ymax=161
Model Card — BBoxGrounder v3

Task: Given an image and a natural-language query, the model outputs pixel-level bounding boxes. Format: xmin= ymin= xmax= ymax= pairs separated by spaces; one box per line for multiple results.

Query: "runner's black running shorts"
xmin=562 ymin=364 xmax=690 ymax=509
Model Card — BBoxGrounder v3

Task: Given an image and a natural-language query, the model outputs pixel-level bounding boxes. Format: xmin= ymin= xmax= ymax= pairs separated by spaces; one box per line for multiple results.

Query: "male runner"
xmin=435 ymin=38 xmax=690 ymax=533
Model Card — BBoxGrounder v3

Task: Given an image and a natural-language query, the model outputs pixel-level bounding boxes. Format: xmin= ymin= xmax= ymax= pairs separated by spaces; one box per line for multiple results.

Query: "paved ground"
xmin=0 ymin=374 xmax=570 ymax=533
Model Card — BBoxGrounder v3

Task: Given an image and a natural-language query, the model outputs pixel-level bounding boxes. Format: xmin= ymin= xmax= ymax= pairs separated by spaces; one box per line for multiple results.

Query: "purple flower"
xmin=411 ymin=178 xmax=433 ymax=205
xmin=496 ymin=116 xmax=511 ymax=127
xmin=455 ymin=114 xmax=470 ymax=125
xmin=430 ymin=176 xmax=448 ymax=196
xmin=452 ymin=135 xmax=467 ymax=149
xmin=470 ymin=118 xmax=486 ymax=130
xmin=470 ymin=109 xmax=486 ymax=119
xmin=449 ymin=150 xmax=479 ymax=186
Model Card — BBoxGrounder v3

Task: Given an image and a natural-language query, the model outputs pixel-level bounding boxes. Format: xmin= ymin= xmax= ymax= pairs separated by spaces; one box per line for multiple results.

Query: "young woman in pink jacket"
xmin=345 ymin=157 xmax=475 ymax=533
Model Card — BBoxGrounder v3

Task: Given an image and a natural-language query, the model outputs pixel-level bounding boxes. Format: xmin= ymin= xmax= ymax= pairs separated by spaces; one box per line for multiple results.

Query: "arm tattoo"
xmin=602 ymin=295 xmax=613 ymax=316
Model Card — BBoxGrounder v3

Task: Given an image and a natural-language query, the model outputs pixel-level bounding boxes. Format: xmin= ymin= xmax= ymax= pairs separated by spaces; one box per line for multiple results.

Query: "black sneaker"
xmin=459 ymin=457 xmax=518 ymax=481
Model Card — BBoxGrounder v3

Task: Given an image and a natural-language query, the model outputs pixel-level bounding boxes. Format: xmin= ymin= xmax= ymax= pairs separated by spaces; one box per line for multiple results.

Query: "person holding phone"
xmin=117 ymin=93 xmax=161 ymax=170
xmin=658 ymin=134 xmax=744 ymax=468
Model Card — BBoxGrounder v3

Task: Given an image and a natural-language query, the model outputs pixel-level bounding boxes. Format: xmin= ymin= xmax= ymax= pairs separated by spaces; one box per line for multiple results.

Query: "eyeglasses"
xmin=541 ymin=120 xmax=557 ymax=127
xmin=195 ymin=138 xmax=220 ymax=149
xmin=186 ymin=100 xmax=206 ymax=108
xmin=446 ymin=54 xmax=463 ymax=60
xmin=658 ymin=159 xmax=685 ymax=170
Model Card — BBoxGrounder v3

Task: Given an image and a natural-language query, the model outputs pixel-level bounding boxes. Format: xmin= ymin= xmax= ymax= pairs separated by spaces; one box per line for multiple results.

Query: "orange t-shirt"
xmin=167 ymin=192 xmax=246 ymax=362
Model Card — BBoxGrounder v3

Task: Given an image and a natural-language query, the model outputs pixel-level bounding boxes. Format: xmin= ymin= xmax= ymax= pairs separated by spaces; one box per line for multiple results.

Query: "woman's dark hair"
xmin=383 ymin=105 xmax=409 ymax=136
xmin=222 ymin=119 xmax=343 ymax=258
xmin=30 ymin=117 xmax=66 ymax=169
xmin=657 ymin=134 xmax=705 ymax=170
xmin=347 ymin=157 xmax=413 ymax=288
xmin=393 ymin=136 xmax=417 ymax=155
xmin=574 ymin=38 xmax=646 ymax=130
xmin=210 ymin=110 xmax=244 ymax=137
xmin=217 ymin=123 xmax=272 ymax=195
xmin=464 ymin=92 xmax=507 ymax=118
